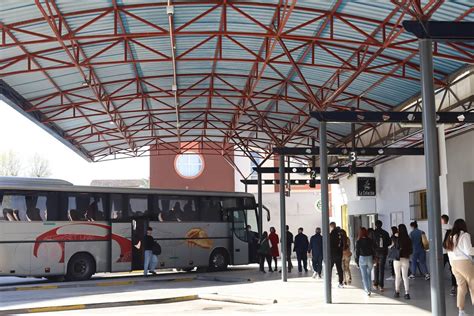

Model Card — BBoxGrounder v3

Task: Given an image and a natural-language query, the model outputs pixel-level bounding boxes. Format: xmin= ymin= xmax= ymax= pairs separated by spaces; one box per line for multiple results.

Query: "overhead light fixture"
xmin=82 ymin=81 xmax=89 ymax=87
xmin=306 ymin=180 xmax=310 ymax=184
xmin=407 ymin=113 xmax=416 ymax=121
xmin=342 ymin=148 xmax=348 ymax=155
xmin=378 ymin=149 xmax=384 ymax=155
xmin=292 ymin=168 xmax=297 ymax=172
xmin=272 ymin=180 xmax=276 ymax=184
xmin=382 ymin=114 xmax=390 ymax=121
xmin=457 ymin=114 xmax=466 ymax=122
xmin=334 ymin=167 xmax=339 ymax=173
xmin=295 ymin=180 xmax=299 ymax=184
xmin=306 ymin=167 xmax=311 ymax=173
xmin=305 ymin=148 xmax=312 ymax=154
xmin=166 ymin=5 xmax=174 ymax=15
xmin=436 ymin=115 xmax=440 ymax=121
xmin=357 ymin=114 xmax=365 ymax=121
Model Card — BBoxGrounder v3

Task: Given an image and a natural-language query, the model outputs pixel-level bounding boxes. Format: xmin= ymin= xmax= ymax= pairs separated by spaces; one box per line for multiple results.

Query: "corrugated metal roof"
xmin=1 ymin=0 xmax=472 ymax=161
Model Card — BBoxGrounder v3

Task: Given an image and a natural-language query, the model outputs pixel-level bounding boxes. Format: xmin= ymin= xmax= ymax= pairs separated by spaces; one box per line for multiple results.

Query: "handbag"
xmin=152 ymin=241 xmax=162 ymax=255
xmin=388 ymin=239 xmax=400 ymax=260
xmin=421 ymin=232 xmax=430 ymax=250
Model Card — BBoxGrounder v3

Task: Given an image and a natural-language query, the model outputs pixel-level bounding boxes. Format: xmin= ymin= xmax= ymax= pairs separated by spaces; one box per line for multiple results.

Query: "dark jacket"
xmin=258 ymin=237 xmax=271 ymax=256
xmin=286 ymin=231 xmax=294 ymax=251
xmin=330 ymin=228 xmax=343 ymax=258
xmin=373 ymin=228 xmax=391 ymax=256
xmin=294 ymin=233 xmax=309 ymax=253
xmin=309 ymin=233 xmax=323 ymax=259
xmin=144 ymin=235 xmax=154 ymax=251
xmin=355 ymin=237 xmax=374 ymax=265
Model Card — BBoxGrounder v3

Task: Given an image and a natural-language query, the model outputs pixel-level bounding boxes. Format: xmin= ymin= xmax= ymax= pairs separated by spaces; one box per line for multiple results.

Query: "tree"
xmin=29 ymin=153 xmax=52 ymax=178
xmin=0 ymin=151 xmax=21 ymax=176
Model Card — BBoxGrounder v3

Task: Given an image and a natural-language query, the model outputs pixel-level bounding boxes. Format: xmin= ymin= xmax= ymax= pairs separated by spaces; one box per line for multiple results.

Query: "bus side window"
xmin=127 ymin=195 xmax=148 ymax=219
xmin=200 ymin=197 xmax=223 ymax=222
xmin=0 ymin=191 xmax=50 ymax=222
xmin=110 ymin=194 xmax=124 ymax=221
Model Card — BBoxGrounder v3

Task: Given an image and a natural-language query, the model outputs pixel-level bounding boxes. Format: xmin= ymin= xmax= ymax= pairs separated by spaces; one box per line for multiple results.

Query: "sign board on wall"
xmin=357 ymin=177 xmax=376 ymax=196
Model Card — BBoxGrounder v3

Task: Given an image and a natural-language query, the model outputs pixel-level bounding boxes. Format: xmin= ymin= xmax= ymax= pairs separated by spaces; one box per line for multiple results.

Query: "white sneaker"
xmin=424 ymin=274 xmax=430 ymax=280
xmin=386 ymin=276 xmax=395 ymax=281
xmin=312 ymin=272 xmax=317 ymax=279
xmin=337 ymin=283 xmax=344 ymax=289
xmin=459 ymin=310 xmax=470 ymax=316
xmin=408 ymin=274 xmax=415 ymax=280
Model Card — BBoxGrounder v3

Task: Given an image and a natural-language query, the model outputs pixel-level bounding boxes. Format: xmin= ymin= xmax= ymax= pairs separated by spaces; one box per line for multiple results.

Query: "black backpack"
xmin=152 ymin=241 xmax=162 ymax=255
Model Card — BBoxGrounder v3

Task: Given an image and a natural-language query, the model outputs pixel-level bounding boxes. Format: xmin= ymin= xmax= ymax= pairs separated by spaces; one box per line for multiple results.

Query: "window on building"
xmin=409 ymin=189 xmax=427 ymax=220
xmin=175 ymin=153 xmax=204 ymax=179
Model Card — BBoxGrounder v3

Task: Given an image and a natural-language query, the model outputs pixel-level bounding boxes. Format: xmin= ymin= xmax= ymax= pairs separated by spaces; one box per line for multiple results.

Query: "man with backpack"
xmin=373 ymin=220 xmax=391 ymax=291
xmin=330 ymin=222 xmax=344 ymax=288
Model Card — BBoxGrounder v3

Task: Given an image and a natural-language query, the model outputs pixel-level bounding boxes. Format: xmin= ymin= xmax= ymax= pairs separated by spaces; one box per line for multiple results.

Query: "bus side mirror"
xmin=262 ymin=205 xmax=271 ymax=221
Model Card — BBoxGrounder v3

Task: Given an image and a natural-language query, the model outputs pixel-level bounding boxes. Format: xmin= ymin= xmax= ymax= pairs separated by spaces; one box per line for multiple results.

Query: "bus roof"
xmin=0 ymin=177 xmax=255 ymax=198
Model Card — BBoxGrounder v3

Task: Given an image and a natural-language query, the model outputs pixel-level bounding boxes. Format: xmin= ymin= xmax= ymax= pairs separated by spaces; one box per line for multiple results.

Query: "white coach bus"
xmin=0 ymin=177 xmax=266 ymax=281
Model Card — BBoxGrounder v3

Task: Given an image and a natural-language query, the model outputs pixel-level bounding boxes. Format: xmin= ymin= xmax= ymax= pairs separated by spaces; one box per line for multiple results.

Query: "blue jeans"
xmin=410 ymin=250 xmax=428 ymax=275
xmin=144 ymin=250 xmax=158 ymax=275
xmin=359 ymin=256 xmax=373 ymax=293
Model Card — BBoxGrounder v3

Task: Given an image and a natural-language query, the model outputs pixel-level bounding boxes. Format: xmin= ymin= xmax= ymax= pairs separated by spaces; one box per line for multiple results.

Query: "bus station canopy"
xmin=1 ymin=0 xmax=473 ymax=164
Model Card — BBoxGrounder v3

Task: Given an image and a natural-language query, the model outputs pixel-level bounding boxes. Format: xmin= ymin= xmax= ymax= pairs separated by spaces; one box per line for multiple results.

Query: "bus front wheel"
xmin=66 ymin=253 xmax=96 ymax=281
xmin=209 ymin=249 xmax=228 ymax=271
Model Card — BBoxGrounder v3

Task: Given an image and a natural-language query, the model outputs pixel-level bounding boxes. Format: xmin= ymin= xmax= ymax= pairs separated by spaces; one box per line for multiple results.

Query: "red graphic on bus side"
xmin=33 ymin=223 xmax=132 ymax=263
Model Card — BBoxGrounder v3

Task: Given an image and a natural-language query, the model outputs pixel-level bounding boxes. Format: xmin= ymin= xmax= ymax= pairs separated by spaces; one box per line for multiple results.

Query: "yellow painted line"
xmin=97 ymin=280 xmax=134 ymax=287
xmin=160 ymin=295 xmax=200 ymax=303
xmin=27 ymin=304 xmax=86 ymax=313
xmin=16 ymin=285 xmax=58 ymax=291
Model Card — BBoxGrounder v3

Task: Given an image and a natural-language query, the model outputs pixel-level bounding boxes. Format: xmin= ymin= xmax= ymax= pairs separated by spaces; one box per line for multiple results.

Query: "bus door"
xmin=231 ymin=210 xmax=249 ymax=265
xmin=131 ymin=218 xmax=148 ymax=271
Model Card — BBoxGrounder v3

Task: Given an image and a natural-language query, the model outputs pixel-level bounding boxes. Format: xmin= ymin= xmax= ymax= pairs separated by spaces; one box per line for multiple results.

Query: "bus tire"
xmin=66 ymin=252 xmax=96 ymax=281
xmin=208 ymin=249 xmax=229 ymax=272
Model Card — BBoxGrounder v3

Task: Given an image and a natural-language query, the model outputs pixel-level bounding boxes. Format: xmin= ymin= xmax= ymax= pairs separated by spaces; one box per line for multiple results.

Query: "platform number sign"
xmin=357 ymin=177 xmax=376 ymax=196
xmin=349 ymin=151 xmax=357 ymax=162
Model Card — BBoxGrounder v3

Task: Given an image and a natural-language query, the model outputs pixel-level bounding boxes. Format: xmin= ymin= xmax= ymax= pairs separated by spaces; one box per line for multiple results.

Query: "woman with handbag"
xmin=445 ymin=219 xmax=474 ymax=316
xmin=390 ymin=224 xmax=412 ymax=299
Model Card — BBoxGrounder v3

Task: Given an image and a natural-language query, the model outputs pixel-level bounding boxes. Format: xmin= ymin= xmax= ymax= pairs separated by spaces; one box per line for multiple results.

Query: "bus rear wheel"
xmin=209 ymin=249 xmax=228 ymax=272
xmin=66 ymin=253 xmax=96 ymax=281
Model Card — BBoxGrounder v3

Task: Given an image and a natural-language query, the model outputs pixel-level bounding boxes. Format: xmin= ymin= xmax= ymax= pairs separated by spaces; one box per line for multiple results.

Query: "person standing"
xmin=441 ymin=214 xmax=458 ymax=296
xmin=356 ymin=227 xmax=375 ymax=296
xmin=258 ymin=231 xmax=273 ymax=273
xmin=341 ymin=229 xmax=352 ymax=285
xmin=294 ymin=227 xmax=309 ymax=273
xmin=409 ymin=221 xmax=430 ymax=280
xmin=386 ymin=226 xmax=398 ymax=281
xmin=330 ymin=222 xmax=344 ymax=288
xmin=373 ymin=220 xmax=391 ymax=292
xmin=246 ymin=225 xmax=259 ymax=263
xmin=445 ymin=219 xmax=474 ymax=316
xmin=309 ymin=227 xmax=323 ymax=278
xmin=285 ymin=225 xmax=294 ymax=273
xmin=391 ymin=224 xmax=413 ymax=300
xmin=142 ymin=227 xmax=158 ymax=276
xmin=268 ymin=227 xmax=280 ymax=272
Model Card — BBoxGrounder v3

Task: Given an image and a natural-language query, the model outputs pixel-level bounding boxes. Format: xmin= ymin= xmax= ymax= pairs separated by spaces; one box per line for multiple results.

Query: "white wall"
xmin=374 ymin=155 xmax=428 ymax=233
xmin=446 ymin=130 xmax=474 ymax=221
xmin=258 ymin=191 xmax=322 ymax=237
